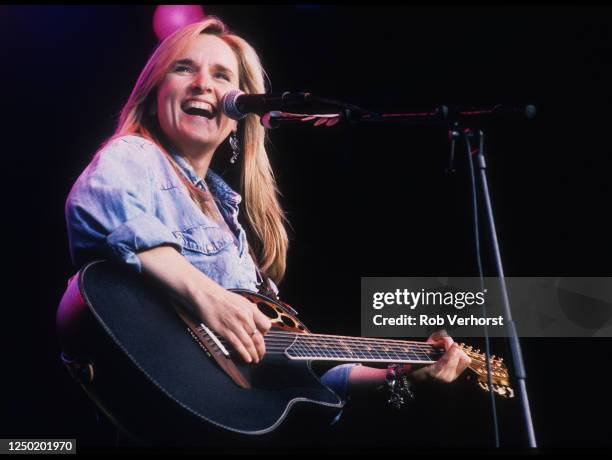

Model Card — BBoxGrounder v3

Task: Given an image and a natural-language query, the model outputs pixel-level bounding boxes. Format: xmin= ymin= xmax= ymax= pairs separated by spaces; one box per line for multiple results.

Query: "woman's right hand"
xmin=193 ymin=287 xmax=272 ymax=363
xmin=137 ymin=245 xmax=272 ymax=364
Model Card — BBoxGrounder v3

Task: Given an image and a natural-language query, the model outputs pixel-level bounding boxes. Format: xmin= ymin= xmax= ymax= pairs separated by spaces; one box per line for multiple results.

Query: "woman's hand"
xmin=193 ymin=287 xmax=272 ymax=364
xmin=346 ymin=330 xmax=472 ymax=402
xmin=407 ymin=330 xmax=472 ymax=384
xmin=137 ymin=245 xmax=271 ymax=364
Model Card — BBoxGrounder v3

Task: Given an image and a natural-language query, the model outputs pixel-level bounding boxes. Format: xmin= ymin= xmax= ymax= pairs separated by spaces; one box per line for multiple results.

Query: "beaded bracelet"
xmin=386 ymin=364 xmax=416 ymax=410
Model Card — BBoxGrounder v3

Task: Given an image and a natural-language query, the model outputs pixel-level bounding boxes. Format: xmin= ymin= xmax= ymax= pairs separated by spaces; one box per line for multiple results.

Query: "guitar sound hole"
xmin=257 ymin=302 xmax=278 ymax=319
xmin=281 ymin=315 xmax=295 ymax=327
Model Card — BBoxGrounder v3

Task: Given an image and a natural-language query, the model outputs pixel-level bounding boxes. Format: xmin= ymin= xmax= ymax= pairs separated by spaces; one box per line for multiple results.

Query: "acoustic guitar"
xmin=56 ymin=260 xmax=512 ymax=445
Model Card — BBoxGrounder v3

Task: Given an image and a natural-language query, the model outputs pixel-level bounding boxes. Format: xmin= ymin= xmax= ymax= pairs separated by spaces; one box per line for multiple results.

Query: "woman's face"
xmin=156 ymin=34 xmax=239 ymax=157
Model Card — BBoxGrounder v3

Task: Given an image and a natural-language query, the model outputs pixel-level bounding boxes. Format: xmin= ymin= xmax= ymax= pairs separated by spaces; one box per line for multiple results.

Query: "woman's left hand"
xmin=407 ymin=330 xmax=472 ymax=384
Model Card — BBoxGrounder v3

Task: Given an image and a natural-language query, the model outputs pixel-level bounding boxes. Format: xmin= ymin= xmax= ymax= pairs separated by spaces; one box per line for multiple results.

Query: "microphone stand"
xmin=467 ymin=128 xmax=538 ymax=448
xmin=373 ymin=114 xmax=538 ymax=448
xmin=263 ymin=100 xmax=538 ymax=448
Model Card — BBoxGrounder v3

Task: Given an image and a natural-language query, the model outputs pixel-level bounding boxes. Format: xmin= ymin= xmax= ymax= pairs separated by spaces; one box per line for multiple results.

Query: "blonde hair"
xmin=111 ymin=17 xmax=288 ymax=282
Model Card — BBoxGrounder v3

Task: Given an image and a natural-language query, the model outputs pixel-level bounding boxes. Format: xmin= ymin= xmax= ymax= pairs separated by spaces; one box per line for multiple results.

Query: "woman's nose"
xmin=191 ymin=72 xmax=213 ymax=94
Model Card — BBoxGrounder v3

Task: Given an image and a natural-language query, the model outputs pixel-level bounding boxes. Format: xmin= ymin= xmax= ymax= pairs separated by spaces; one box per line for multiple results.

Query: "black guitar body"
xmin=56 ymin=261 xmax=343 ymax=447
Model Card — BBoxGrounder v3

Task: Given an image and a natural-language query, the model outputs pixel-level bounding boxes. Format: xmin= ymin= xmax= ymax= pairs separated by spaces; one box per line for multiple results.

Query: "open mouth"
xmin=182 ymin=100 xmax=216 ymax=119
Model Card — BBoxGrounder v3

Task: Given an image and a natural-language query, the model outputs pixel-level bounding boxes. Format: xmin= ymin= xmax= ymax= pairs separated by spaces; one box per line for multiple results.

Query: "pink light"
xmin=153 ymin=5 xmax=205 ymax=42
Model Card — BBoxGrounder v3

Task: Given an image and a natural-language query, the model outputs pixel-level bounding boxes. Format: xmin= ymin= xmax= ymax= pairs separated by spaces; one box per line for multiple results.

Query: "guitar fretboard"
xmin=282 ymin=333 xmax=444 ymax=364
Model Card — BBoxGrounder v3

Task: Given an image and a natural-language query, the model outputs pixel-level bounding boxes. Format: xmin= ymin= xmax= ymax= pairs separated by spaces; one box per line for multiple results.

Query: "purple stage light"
xmin=153 ymin=5 xmax=205 ymax=41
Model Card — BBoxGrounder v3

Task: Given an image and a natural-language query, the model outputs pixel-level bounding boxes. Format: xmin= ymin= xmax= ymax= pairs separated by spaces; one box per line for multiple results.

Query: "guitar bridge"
xmin=173 ymin=302 xmax=250 ymax=390
xmin=197 ymin=323 xmax=230 ymax=357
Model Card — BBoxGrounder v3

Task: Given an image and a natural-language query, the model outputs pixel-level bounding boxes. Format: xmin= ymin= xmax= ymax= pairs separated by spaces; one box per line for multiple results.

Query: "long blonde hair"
xmin=111 ymin=17 xmax=288 ymax=282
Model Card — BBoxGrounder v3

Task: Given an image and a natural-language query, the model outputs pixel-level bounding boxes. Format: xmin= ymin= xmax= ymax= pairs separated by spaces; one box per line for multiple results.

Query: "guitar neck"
xmin=269 ymin=332 xmax=444 ymax=364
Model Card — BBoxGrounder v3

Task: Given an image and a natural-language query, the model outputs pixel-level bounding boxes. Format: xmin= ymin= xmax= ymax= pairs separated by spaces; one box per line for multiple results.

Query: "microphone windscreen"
xmin=222 ymin=89 xmax=246 ymax=120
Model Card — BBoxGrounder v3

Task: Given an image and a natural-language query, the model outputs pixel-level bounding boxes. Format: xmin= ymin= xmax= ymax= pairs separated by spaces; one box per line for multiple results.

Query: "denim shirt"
xmin=65 ymin=134 xmax=354 ymax=405
xmin=65 ymin=134 xmax=259 ymax=290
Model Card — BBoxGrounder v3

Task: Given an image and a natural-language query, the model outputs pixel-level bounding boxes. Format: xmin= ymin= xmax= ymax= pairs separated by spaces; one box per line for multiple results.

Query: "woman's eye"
xmin=215 ymin=72 xmax=230 ymax=81
xmin=175 ymin=65 xmax=193 ymax=73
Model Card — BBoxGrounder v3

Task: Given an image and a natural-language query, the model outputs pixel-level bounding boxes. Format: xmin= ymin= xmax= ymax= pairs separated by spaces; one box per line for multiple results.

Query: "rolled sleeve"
xmin=106 ymin=212 xmax=181 ymax=272
xmin=320 ymin=363 xmax=359 ymax=403
xmin=66 ymin=136 xmax=181 ymax=273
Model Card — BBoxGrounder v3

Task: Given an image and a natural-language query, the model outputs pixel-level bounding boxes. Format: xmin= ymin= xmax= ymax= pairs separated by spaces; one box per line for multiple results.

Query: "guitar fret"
xmin=301 ymin=339 xmax=316 ymax=358
xmin=285 ymin=334 xmax=438 ymax=363
xmin=317 ymin=339 xmax=339 ymax=359
xmin=370 ymin=346 xmax=385 ymax=361
xmin=290 ymin=340 xmax=306 ymax=358
xmin=318 ymin=344 xmax=332 ymax=359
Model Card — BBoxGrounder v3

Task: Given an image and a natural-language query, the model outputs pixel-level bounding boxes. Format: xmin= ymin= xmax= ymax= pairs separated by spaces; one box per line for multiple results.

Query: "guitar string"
xmin=213 ymin=332 xmax=445 ymax=360
xmin=260 ymin=333 xmax=473 ymax=357
xmin=205 ymin=334 xmax=500 ymax=368
xmin=262 ymin=331 xmax=495 ymax=359
xmin=254 ymin=330 xmax=442 ymax=350
xmin=266 ymin=329 xmax=441 ymax=345
xmin=221 ymin=299 xmax=495 ymax=360
xmin=211 ymin=334 xmax=488 ymax=357
xmin=260 ymin=338 xmax=438 ymax=352
xmin=215 ymin=331 xmax=441 ymax=352
xmin=208 ymin=346 xmax=499 ymax=371
xmin=204 ymin=328 xmax=440 ymax=347
xmin=208 ymin=335 xmax=498 ymax=367
xmin=192 ymin=315 xmax=458 ymax=350
xmin=210 ymin=343 xmax=438 ymax=361
xmin=261 ymin=333 xmax=442 ymax=355
xmin=262 ymin=341 xmax=441 ymax=357
xmin=215 ymin=335 xmax=438 ymax=353
xmin=219 ymin=332 xmax=445 ymax=352
xmin=193 ymin=325 xmax=495 ymax=363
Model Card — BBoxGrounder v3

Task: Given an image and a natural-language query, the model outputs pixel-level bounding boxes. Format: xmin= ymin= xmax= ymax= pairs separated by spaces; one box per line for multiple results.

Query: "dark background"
xmin=2 ymin=5 xmax=611 ymax=451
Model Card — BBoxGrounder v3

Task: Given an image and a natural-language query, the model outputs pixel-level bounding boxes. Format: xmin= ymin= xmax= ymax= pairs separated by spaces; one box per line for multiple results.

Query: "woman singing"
xmin=59 ymin=16 xmax=471 ymax=442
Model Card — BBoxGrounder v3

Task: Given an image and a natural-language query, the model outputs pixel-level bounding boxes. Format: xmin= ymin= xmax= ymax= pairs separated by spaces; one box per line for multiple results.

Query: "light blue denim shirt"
xmin=65 ymin=134 xmax=354 ymax=405
xmin=65 ymin=134 xmax=259 ymax=290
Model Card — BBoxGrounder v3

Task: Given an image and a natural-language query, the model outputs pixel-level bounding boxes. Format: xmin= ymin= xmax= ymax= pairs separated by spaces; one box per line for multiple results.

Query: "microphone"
xmin=221 ymin=90 xmax=313 ymax=120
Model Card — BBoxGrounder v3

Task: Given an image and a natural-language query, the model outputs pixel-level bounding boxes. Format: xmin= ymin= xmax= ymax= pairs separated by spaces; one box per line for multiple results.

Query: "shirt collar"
xmin=170 ymin=152 xmax=242 ymax=206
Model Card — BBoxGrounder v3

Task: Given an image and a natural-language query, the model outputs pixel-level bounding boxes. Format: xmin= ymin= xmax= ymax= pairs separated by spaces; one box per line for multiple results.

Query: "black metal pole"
xmin=473 ymin=129 xmax=538 ymax=448
xmin=463 ymin=129 xmax=501 ymax=448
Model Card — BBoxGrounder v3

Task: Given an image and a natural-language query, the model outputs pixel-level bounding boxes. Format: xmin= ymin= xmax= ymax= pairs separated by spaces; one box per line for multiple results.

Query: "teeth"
xmin=184 ymin=100 xmax=214 ymax=112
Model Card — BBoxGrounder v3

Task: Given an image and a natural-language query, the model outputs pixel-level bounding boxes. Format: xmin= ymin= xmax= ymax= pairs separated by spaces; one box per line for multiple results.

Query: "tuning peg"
xmin=496 ymin=385 xmax=515 ymax=399
xmin=493 ymin=385 xmax=506 ymax=396
xmin=478 ymin=381 xmax=490 ymax=392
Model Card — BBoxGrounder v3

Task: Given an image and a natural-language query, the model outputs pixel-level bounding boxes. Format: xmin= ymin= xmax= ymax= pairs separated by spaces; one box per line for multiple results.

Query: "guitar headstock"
xmin=458 ymin=343 xmax=514 ymax=398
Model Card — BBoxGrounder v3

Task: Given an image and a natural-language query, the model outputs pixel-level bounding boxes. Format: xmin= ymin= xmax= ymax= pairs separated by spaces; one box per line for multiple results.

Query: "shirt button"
xmin=206 ymin=244 xmax=214 ymax=252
